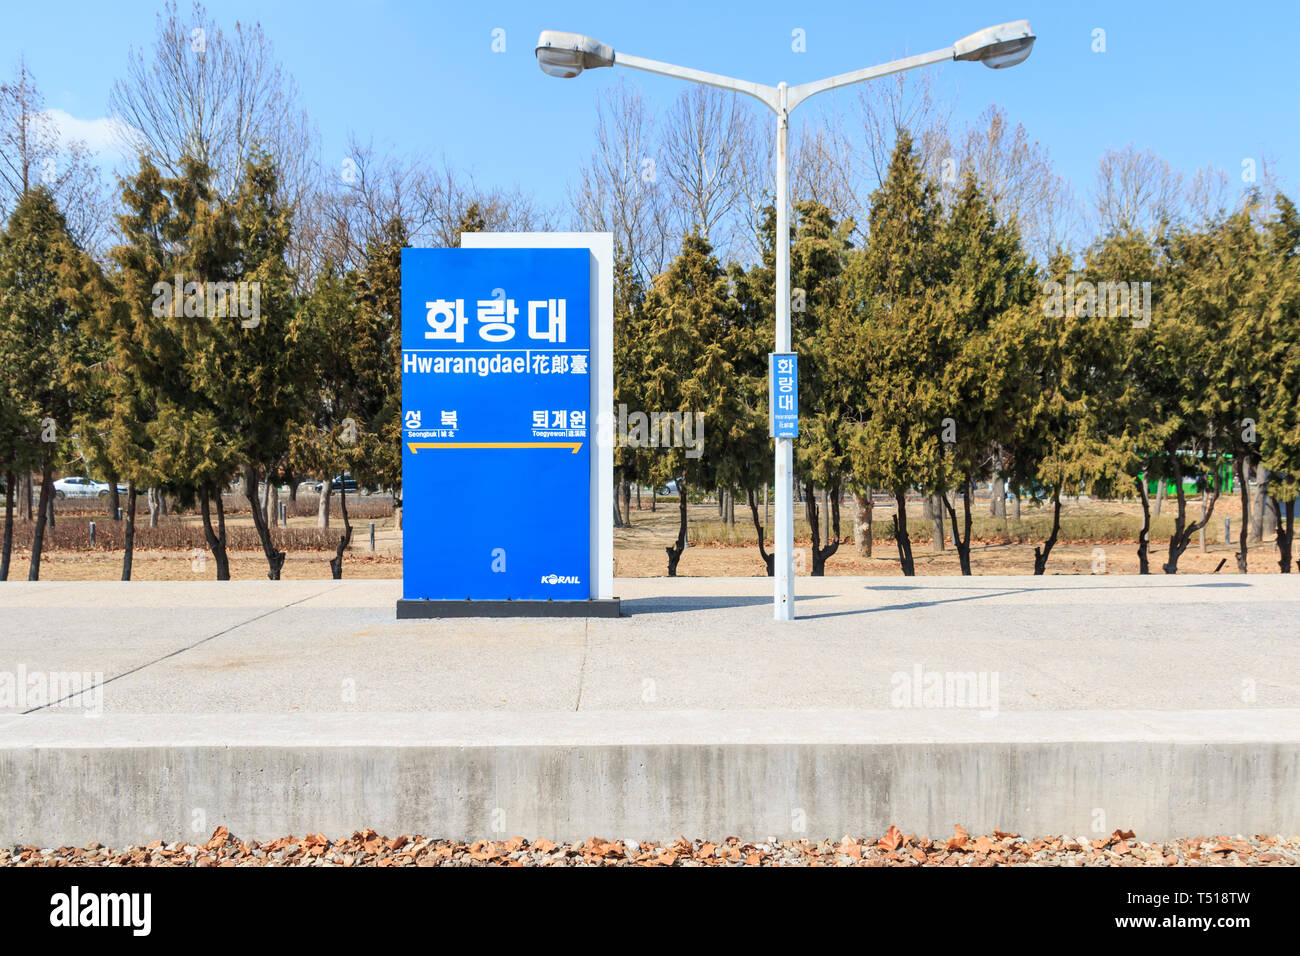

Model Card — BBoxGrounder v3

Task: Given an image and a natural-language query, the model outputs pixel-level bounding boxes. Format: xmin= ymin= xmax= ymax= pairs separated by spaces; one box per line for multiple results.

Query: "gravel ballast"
xmin=4 ymin=826 xmax=1297 ymax=866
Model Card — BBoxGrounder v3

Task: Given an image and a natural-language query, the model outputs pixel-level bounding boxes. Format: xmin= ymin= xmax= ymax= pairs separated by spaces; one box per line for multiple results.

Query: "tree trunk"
xmin=44 ymin=484 xmax=54 ymax=530
xmin=613 ymin=470 xmax=624 ymax=528
xmin=216 ymin=490 xmax=227 ymax=549
xmin=107 ymin=469 xmax=121 ymax=519
xmin=329 ymin=485 xmax=353 ymax=579
xmin=989 ymin=475 xmax=1006 ymax=518
xmin=1250 ymin=463 xmax=1266 ymax=543
xmin=1272 ymin=497 xmax=1295 ymax=573
xmin=820 ymin=487 xmax=829 ymax=540
xmin=1136 ymin=477 xmax=1151 ymax=574
xmin=817 ymin=484 xmax=841 ymax=575
xmin=264 ymin=480 xmax=279 ymax=528
xmin=959 ymin=485 xmax=972 ymax=572
xmin=317 ymin=481 xmax=332 ymax=529
xmin=635 ymin=483 xmax=641 ymax=510
xmin=941 ymin=481 xmax=973 ymax=575
xmin=665 ymin=479 xmax=688 ymax=576
xmin=1163 ymin=466 xmax=1187 ymax=573
xmin=925 ymin=493 xmax=945 ymax=551
xmin=198 ymin=486 xmax=231 ymax=581
xmin=1235 ymin=456 xmax=1250 ymax=573
xmin=1199 ymin=487 xmax=1208 ymax=553
xmin=287 ymin=474 xmax=298 ymax=504
xmin=27 ymin=459 xmax=53 ymax=580
xmin=806 ymin=483 xmax=821 ymax=572
xmin=121 ymin=483 xmax=138 ymax=581
xmin=0 ymin=469 xmax=14 ymax=581
xmin=19 ymin=472 xmax=33 ymax=521
xmin=148 ymin=487 xmax=161 ymax=527
xmin=1163 ymin=460 xmax=1219 ymax=574
xmin=891 ymin=490 xmax=915 ymax=576
xmin=624 ymin=480 xmax=633 ymax=528
xmin=1153 ymin=480 xmax=1165 ymax=516
xmin=1011 ymin=486 xmax=1021 ymax=520
xmin=1033 ymin=486 xmax=1063 ymax=575
xmin=651 ymin=487 xmax=657 ymax=512
xmin=854 ymin=489 xmax=873 ymax=557
xmin=245 ymin=464 xmax=286 ymax=579
xmin=804 ymin=480 xmax=841 ymax=576
xmin=747 ymin=486 xmax=774 ymax=576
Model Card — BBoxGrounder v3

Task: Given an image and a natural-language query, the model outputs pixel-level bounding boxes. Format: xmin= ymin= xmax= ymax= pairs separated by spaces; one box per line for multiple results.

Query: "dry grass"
xmin=4 ymin=492 xmax=1288 ymax=580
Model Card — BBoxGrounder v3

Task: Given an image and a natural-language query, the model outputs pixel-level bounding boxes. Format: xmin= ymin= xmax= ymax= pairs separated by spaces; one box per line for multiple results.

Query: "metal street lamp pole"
xmin=536 ymin=21 xmax=1035 ymax=621
xmin=773 ymin=80 xmax=793 ymax=620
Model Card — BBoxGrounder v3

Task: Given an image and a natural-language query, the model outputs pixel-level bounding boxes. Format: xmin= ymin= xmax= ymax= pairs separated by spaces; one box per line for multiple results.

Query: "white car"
xmin=52 ymin=477 xmax=126 ymax=499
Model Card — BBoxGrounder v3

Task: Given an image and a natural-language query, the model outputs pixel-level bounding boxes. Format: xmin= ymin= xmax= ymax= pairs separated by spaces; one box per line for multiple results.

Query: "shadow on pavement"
xmin=862 ymin=581 xmax=1251 ymax=592
xmin=620 ymin=593 xmax=828 ymax=615
xmin=622 ymin=579 xmax=1254 ymax=618
xmin=799 ymin=588 xmax=1029 ymax=619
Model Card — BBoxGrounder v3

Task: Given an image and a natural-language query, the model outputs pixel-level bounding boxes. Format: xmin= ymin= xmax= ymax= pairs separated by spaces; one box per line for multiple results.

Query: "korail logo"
xmin=541 ymin=574 xmax=581 ymax=585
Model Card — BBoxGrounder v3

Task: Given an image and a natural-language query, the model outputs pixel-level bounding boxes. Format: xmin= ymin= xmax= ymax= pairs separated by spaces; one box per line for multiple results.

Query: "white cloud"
xmin=38 ymin=109 xmax=138 ymax=161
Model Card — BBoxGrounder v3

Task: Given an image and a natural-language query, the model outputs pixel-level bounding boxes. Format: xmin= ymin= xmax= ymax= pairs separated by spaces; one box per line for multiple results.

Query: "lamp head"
xmin=952 ymin=20 xmax=1035 ymax=69
xmin=535 ymin=30 xmax=616 ymax=78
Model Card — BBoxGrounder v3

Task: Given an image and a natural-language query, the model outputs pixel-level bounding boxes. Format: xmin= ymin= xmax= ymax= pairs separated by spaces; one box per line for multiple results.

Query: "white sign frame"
xmin=459 ymin=231 xmax=614 ymax=600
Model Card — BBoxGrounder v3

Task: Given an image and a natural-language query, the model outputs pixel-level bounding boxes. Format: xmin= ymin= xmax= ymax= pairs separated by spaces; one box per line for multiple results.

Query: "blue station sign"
xmin=401 ymin=247 xmax=592 ymax=602
xmin=769 ymin=352 xmax=798 ymax=438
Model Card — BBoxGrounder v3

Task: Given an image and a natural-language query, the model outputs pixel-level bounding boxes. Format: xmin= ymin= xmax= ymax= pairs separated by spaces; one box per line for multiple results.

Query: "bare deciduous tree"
xmin=660 ymin=85 xmax=755 ymax=255
xmin=731 ymin=105 xmax=774 ymax=264
xmin=858 ymin=69 xmax=953 ymax=195
xmin=955 ymin=105 xmax=1077 ymax=261
xmin=790 ymin=111 xmax=859 ymax=233
xmin=422 ymin=160 xmax=555 ymax=248
xmin=306 ymin=139 xmax=555 ymax=276
xmin=570 ymin=78 xmax=669 ymax=279
xmin=109 ymin=1 xmax=316 ymax=201
xmin=0 ymin=59 xmax=107 ymax=254
xmin=309 ymin=138 xmax=440 ymax=273
xmin=1092 ymin=144 xmax=1183 ymax=237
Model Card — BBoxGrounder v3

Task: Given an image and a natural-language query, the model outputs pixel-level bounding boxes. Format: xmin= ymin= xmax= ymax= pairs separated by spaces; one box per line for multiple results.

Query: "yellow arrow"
xmin=407 ymin=441 xmax=583 ymax=454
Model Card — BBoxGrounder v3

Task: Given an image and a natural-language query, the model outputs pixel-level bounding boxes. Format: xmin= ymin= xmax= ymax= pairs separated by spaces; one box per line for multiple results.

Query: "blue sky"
xmin=4 ymin=0 xmax=1296 ymax=224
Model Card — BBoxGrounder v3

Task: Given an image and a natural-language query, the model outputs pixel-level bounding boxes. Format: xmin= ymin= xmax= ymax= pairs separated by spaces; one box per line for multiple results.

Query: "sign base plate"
xmin=396 ymin=598 xmax=621 ymax=619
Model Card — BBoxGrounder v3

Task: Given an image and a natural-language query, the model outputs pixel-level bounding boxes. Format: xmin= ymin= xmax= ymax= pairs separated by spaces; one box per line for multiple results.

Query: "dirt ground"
xmin=612 ymin=496 xmax=1290 ymax=576
xmin=21 ymin=550 xmax=402 ymax=581
xmin=6 ymin=494 xmax=1293 ymax=579
xmin=612 ymin=541 xmax=1286 ymax=577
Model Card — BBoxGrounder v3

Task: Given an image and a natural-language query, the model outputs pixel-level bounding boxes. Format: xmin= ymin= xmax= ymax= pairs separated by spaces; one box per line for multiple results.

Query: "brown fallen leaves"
xmin=3 ymin=825 xmax=1296 ymax=867
xmin=877 ymin=825 xmax=904 ymax=852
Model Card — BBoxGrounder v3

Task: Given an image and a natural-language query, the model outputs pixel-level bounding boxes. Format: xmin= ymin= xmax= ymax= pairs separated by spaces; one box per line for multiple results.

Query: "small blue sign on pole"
xmin=770 ymin=352 xmax=798 ymax=438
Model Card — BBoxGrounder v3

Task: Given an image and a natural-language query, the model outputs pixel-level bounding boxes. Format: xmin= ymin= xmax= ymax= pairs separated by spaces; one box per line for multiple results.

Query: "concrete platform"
xmin=1 ymin=576 xmax=1298 ymax=843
